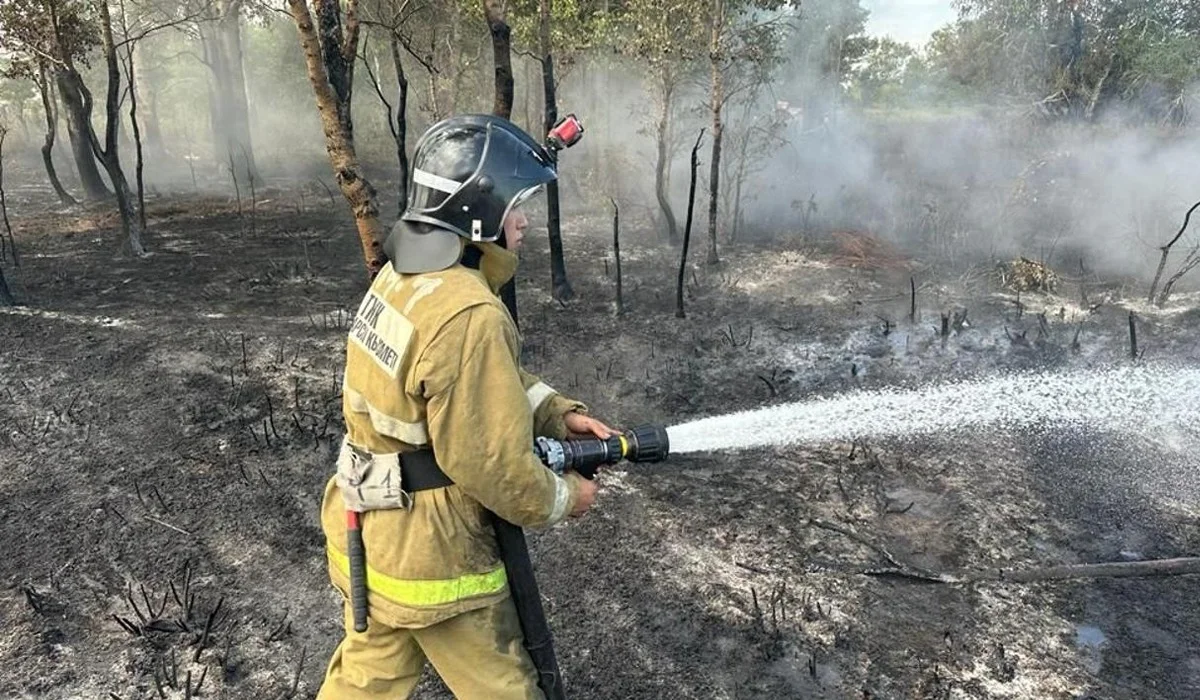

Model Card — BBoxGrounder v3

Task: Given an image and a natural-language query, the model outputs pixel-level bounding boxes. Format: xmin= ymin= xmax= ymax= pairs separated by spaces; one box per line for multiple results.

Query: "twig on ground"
xmin=144 ymin=516 xmax=192 ymax=537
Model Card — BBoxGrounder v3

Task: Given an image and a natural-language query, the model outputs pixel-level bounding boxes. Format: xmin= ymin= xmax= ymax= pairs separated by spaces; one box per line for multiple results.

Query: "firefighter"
xmin=317 ymin=114 xmax=612 ymax=699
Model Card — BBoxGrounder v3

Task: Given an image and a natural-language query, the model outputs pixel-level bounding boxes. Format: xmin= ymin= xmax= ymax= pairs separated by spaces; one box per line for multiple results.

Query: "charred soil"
xmin=2 ymin=188 xmax=1199 ymax=699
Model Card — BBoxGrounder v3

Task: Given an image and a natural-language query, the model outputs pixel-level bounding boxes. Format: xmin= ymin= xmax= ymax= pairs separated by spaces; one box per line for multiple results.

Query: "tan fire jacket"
xmin=321 ymin=241 xmax=587 ymax=628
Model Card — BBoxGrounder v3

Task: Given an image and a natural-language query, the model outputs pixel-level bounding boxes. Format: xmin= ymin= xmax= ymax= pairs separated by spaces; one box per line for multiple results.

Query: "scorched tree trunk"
xmin=287 ymin=0 xmax=387 ymax=279
xmin=483 ymin=0 xmax=519 ymax=323
xmin=56 ymin=70 xmax=110 ymax=201
xmin=539 ymin=0 xmax=573 ymax=302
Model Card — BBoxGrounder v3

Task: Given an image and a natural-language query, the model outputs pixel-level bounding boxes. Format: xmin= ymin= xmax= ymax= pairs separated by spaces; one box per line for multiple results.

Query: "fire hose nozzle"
xmin=534 ymin=424 xmax=670 ymax=480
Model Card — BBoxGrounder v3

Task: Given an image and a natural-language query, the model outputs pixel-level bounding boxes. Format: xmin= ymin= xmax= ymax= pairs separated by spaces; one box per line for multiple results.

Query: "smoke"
xmin=731 ymin=81 xmax=1200 ymax=282
xmin=3 ymin=0 xmax=1197 ymax=288
xmin=555 ymin=13 xmax=1200 ymax=287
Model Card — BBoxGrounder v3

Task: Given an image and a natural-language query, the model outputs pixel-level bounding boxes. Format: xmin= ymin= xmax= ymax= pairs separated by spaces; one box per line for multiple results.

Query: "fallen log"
xmin=862 ymin=557 xmax=1200 ymax=584
xmin=806 ymin=518 xmax=1200 ymax=585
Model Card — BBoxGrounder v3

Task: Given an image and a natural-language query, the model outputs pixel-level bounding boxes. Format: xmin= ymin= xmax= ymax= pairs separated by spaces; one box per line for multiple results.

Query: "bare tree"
xmin=31 ymin=61 xmax=78 ymax=205
xmin=537 ymin=0 xmax=572 ymax=301
xmin=0 ymin=124 xmax=16 ymax=305
xmin=482 ymin=0 xmax=519 ymax=322
xmin=118 ymin=0 xmax=147 ymax=230
xmin=1148 ymin=199 xmax=1200 ymax=305
xmin=483 ymin=0 xmax=515 ymax=120
xmin=677 ymin=129 xmax=705 ymax=319
xmin=81 ymin=0 xmax=146 ymax=255
xmin=359 ymin=0 xmax=438 ymax=215
xmin=287 ymin=0 xmax=387 ymax=278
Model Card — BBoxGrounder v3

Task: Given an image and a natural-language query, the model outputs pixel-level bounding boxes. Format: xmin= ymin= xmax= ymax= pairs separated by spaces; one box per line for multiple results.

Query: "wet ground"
xmin=1 ymin=182 xmax=1199 ymax=699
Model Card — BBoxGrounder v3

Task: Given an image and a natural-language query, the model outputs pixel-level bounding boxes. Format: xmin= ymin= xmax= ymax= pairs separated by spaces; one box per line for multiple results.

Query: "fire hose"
xmin=497 ymin=425 xmax=669 ymax=700
xmin=345 ymin=425 xmax=671 ymax=697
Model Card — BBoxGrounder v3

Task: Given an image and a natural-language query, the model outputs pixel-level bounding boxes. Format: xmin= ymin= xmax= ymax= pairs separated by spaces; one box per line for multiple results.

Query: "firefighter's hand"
xmin=569 ymin=474 xmax=598 ymax=518
xmin=564 ymin=411 xmax=618 ymax=439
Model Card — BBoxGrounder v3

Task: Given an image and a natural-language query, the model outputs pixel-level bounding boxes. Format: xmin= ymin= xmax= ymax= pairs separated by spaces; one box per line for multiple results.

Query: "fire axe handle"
xmin=346 ymin=511 xmax=370 ymax=633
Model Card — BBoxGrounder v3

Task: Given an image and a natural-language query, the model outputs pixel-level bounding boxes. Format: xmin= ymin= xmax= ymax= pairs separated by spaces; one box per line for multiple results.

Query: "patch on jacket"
xmin=349 ymin=291 xmax=411 ymax=376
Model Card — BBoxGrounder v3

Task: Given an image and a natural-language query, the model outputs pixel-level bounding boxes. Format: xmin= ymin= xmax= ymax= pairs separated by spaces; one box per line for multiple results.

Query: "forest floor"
xmin=2 ymin=180 xmax=1200 ymax=699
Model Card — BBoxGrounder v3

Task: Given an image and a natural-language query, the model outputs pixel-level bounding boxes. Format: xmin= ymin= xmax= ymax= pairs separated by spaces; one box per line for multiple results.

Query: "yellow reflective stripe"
xmin=328 ymin=546 xmax=507 ymax=606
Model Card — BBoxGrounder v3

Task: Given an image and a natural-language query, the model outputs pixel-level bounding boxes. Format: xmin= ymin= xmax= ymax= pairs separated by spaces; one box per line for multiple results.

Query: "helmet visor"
xmin=491 ymin=184 xmax=545 ymax=244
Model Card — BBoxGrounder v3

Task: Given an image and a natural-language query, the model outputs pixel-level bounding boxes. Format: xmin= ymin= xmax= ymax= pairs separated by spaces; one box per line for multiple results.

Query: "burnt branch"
xmin=285 ymin=645 xmax=308 ymax=698
xmin=1127 ymin=310 xmax=1138 ymax=359
xmin=867 ymin=555 xmax=1200 ymax=585
xmin=611 ymin=197 xmax=623 ymax=315
xmin=909 ymin=276 xmax=916 ymax=322
xmin=1148 ymin=199 xmax=1200 ymax=304
xmin=676 ymin=128 xmax=706 ymax=319
xmin=192 ymin=595 xmax=224 ymax=662
xmin=227 ymin=149 xmax=242 ymax=225
xmin=113 ymin=614 xmax=142 ymax=637
xmin=266 ymin=610 xmax=292 ymax=642
xmin=805 ymin=517 xmax=944 ymax=582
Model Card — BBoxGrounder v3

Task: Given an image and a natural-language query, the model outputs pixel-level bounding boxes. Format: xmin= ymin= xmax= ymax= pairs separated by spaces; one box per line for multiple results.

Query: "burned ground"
xmin=1 ymin=183 xmax=1198 ymax=699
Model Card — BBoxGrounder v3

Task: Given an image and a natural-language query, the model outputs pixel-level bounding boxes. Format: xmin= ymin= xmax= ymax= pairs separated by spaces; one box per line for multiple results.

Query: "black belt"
xmin=400 ymin=449 xmax=455 ymax=492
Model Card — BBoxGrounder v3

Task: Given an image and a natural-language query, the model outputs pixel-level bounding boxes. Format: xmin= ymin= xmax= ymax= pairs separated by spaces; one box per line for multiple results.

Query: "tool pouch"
xmin=336 ymin=437 xmax=412 ymax=512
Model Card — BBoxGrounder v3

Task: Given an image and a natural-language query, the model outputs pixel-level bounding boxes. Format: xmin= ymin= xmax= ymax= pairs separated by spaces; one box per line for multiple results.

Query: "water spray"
xmin=666 ymin=366 xmax=1200 ymax=455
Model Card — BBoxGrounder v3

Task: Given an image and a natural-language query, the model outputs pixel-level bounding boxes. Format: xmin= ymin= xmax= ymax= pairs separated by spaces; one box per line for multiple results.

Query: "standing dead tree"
xmin=0 ymin=125 xmax=15 ymax=306
xmin=1147 ymin=199 xmax=1200 ymax=303
xmin=677 ymin=129 xmax=706 ymax=319
xmin=483 ymin=0 xmax=515 ymax=120
xmin=0 ymin=125 xmax=19 ymax=269
xmin=536 ymin=0 xmax=573 ymax=302
xmin=81 ymin=0 xmax=146 ymax=256
xmin=1149 ymin=199 xmax=1200 ymax=307
xmin=360 ymin=0 xmax=438 ymax=215
xmin=1128 ymin=311 xmax=1139 ymax=359
xmin=117 ymin=0 xmax=147 ymax=231
xmin=482 ymin=0 xmax=519 ymax=323
xmin=611 ymin=197 xmax=623 ymax=315
xmin=0 ymin=259 xmax=12 ymax=306
xmin=287 ymin=0 xmax=388 ymax=278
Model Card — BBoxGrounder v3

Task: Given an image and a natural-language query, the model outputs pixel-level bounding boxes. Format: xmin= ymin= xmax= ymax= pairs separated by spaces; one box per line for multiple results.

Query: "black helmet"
xmin=384 ymin=115 xmax=557 ymax=273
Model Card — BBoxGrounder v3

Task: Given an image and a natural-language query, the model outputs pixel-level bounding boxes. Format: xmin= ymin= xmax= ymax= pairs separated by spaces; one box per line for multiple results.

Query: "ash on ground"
xmin=2 ymin=194 xmax=1199 ymax=699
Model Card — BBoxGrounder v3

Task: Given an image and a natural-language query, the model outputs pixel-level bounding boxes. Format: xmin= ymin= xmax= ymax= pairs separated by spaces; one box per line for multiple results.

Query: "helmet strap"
xmin=460 ymin=244 xmax=484 ymax=270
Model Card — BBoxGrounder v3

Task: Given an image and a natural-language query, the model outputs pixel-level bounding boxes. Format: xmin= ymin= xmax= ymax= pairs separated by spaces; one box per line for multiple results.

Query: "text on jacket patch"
xmin=349 ymin=291 xmax=411 ymax=377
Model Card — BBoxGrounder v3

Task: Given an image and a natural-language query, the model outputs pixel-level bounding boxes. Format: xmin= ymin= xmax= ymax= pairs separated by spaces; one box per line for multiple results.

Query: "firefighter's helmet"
xmin=384 ymin=115 xmax=557 ymax=273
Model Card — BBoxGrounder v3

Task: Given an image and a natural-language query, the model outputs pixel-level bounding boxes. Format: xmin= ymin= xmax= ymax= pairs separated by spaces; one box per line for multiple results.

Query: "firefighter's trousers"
xmin=317 ymin=596 xmax=543 ymax=699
